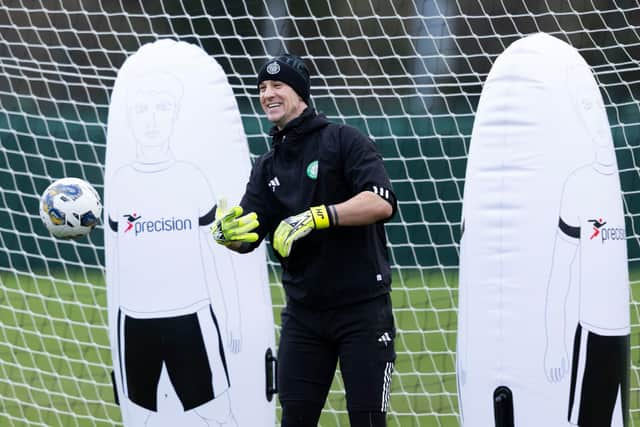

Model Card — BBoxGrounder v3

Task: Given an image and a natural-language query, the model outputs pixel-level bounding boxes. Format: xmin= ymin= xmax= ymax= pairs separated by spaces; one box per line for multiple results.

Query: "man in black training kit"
xmin=211 ymin=53 xmax=397 ymax=426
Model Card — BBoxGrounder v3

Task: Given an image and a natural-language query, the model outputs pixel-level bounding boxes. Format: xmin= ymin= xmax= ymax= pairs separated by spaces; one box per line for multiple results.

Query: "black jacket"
xmin=241 ymin=108 xmax=397 ymax=309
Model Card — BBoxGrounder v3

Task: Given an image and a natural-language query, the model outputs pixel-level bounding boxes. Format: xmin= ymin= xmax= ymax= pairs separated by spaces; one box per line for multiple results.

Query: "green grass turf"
xmin=0 ymin=268 xmax=638 ymax=426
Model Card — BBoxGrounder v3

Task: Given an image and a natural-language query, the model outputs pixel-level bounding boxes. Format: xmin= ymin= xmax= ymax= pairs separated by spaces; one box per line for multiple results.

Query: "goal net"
xmin=1 ymin=1 xmax=638 ymax=426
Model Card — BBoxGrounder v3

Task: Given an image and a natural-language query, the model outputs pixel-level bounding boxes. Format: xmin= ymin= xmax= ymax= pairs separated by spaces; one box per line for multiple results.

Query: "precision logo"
xmin=599 ymin=226 xmax=626 ymax=244
xmin=588 ymin=217 xmax=625 ymax=244
xmin=124 ymin=213 xmax=192 ymax=236
xmin=123 ymin=213 xmax=142 ymax=233
xmin=588 ymin=217 xmax=606 ymax=240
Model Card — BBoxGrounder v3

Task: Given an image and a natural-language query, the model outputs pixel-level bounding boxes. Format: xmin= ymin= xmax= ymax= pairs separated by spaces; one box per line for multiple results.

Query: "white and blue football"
xmin=39 ymin=177 xmax=102 ymax=239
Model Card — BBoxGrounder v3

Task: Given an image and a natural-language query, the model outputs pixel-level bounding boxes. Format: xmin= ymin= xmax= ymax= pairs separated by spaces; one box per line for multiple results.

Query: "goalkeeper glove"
xmin=273 ymin=205 xmax=331 ymax=258
xmin=211 ymin=199 xmax=259 ymax=246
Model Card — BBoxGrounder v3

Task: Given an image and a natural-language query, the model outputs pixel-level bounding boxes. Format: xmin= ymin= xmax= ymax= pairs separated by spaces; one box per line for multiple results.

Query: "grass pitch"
xmin=0 ymin=268 xmax=638 ymax=426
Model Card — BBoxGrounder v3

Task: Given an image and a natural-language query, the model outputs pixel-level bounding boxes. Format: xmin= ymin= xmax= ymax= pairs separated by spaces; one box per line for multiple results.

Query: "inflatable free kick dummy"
xmin=457 ymin=33 xmax=629 ymax=427
xmin=104 ymin=39 xmax=276 ymax=426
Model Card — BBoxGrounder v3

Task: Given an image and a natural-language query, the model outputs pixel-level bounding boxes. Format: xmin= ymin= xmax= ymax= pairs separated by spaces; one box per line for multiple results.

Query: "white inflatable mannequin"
xmin=457 ymin=33 xmax=628 ymax=427
xmin=105 ymin=39 xmax=276 ymax=427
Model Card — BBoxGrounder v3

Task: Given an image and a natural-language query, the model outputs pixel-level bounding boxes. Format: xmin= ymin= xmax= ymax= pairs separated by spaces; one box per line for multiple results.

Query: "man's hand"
xmin=211 ymin=198 xmax=259 ymax=246
xmin=273 ymin=205 xmax=331 ymax=257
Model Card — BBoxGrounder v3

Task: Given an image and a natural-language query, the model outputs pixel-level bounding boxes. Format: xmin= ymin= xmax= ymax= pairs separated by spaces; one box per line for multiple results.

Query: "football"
xmin=39 ymin=177 xmax=102 ymax=239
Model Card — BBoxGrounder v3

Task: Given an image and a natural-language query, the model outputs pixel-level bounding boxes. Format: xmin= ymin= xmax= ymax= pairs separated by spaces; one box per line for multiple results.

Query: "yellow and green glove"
xmin=211 ymin=199 xmax=259 ymax=246
xmin=273 ymin=205 xmax=331 ymax=258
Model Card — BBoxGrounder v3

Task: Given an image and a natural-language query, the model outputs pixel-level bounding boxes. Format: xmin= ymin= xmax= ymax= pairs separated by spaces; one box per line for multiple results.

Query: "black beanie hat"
xmin=257 ymin=53 xmax=311 ymax=104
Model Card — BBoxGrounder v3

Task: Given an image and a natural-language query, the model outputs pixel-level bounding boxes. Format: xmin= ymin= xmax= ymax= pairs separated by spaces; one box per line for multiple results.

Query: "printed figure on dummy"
xmin=456 ymin=32 xmax=630 ymax=427
xmin=544 ymin=63 xmax=629 ymax=427
xmin=106 ymin=70 xmax=240 ymax=426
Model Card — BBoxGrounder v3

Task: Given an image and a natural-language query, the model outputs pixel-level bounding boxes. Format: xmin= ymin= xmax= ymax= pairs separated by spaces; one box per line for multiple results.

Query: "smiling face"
xmin=259 ymin=80 xmax=307 ymax=129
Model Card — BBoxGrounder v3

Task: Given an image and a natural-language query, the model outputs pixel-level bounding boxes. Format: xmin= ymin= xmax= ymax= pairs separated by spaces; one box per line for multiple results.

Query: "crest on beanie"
xmin=266 ymin=62 xmax=280 ymax=75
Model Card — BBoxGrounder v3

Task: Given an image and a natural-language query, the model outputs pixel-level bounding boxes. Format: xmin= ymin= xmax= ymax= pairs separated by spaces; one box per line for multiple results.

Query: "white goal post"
xmin=1 ymin=1 xmax=638 ymax=426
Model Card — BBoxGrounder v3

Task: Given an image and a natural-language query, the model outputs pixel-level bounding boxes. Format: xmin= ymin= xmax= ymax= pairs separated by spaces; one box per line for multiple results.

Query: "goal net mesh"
xmin=1 ymin=1 xmax=638 ymax=426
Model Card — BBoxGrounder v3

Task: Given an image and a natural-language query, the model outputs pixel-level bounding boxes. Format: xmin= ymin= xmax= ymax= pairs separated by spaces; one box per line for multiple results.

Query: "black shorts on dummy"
xmin=120 ymin=308 xmax=229 ymax=412
xmin=568 ymin=324 xmax=629 ymax=427
xmin=278 ymin=293 xmax=396 ymax=426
